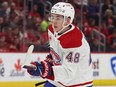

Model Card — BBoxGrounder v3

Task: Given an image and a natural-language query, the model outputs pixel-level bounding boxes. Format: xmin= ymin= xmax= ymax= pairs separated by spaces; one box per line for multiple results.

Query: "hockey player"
xmin=25 ymin=2 xmax=93 ymax=87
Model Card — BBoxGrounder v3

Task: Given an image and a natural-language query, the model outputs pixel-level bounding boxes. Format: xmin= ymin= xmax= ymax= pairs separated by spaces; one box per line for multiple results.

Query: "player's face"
xmin=50 ymin=14 xmax=64 ymax=32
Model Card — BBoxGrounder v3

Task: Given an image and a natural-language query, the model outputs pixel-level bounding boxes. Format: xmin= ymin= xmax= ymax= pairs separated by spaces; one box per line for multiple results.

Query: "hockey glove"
xmin=27 ymin=61 xmax=54 ymax=80
xmin=27 ymin=62 xmax=43 ymax=76
xmin=40 ymin=61 xmax=54 ymax=80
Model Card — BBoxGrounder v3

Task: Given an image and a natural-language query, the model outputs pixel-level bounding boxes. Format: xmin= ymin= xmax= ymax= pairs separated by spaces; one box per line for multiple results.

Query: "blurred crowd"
xmin=0 ymin=0 xmax=116 ymax=53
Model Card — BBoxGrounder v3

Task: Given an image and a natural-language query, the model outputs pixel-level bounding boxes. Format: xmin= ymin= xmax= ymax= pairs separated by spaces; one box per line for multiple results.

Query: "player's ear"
xmin=64 ymin=17 xmax=71 ymax=26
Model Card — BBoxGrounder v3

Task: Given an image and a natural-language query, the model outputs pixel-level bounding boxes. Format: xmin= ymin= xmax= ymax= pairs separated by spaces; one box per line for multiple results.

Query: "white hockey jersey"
xmin=47 ymin=24 xmax=93 ymax=87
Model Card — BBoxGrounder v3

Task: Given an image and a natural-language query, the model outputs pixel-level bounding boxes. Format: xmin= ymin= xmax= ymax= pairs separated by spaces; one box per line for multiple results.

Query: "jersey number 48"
xmin=66 ymin=52 xmax=80 ymax=63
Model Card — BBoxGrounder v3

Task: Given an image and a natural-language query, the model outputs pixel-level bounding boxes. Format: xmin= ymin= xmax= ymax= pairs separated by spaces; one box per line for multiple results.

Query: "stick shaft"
xmin=22 ymin=45 xmax=34 ymax=67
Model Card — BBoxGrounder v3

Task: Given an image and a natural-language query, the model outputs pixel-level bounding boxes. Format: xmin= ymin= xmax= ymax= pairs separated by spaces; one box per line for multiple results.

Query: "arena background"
xmin=0 ymin=0 xmax=116 ymax=87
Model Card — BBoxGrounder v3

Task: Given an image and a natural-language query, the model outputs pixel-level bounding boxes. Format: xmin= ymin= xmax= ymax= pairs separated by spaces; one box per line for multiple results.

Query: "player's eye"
xmin=49 ymin=16 xmax=63 ymax=22
xmin=56 ymin=17 xmax=62 ymax=21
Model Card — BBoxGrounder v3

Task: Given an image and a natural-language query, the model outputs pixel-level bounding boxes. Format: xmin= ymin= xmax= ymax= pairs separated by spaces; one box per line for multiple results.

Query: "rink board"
xmin=0 ymin=81 xmax=44 ymax=87
xmin=94 ymin=80 xmax=116 ymax=86
xmin=0 ymin=53 xmax=116 ymax=87
xmin=0 ymin=80 xmax=116 ymax=87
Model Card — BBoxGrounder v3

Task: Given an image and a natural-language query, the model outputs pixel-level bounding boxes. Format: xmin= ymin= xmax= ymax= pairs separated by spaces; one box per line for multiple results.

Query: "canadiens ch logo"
xmin=110 ymin=56 xmax=116 ymax=76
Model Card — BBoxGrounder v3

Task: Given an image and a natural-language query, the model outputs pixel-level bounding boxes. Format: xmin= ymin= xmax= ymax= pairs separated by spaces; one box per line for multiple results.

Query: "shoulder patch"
xmin=58 ymin=27 xmax=82 ymax=48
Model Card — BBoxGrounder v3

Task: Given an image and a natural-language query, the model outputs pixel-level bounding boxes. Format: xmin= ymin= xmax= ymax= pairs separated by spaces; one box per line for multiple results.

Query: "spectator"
xmin=0 ymin=16 xmax=4 ymax=32
xmin=100 ymin=21 xmax=109 ymax=36
xmin=90 ymin=36 xmax=104 ymax=52
xmin=107 ymin=18 xmax=115 ymax=34
xmin=102 ymin=0 xmax=113 ymax=15
xmin=0 ymin=1 xmax=9 ymax=17
xmin=26 ymin=26 xmax=41 ymax=46
xmin=88 ymin=18 xmax=99 ymax=31
xmin=83 ymin=20 xmax=92 ymax=44
xmin=3 ymin=15 xmax=10 ymax=27
xmin=32 ymin=26 xmax=49 ymax=52
xmin=113 ymin=0 xmax=116 ymax=15
xmin=0 ymin=33 xmax=9 ymax=52
xmin=10 ymin=15 xmax=22 ymax=28
xmin=87 ymin=0 xmax=100 ymax=25
xmin=10 ymin=25 xmax=24 ymax=52
xmin=37 ymin=26 xmax=49 ymax=45
xmin=7 ymin=2 xmax=20 ymax=16
xmin=29 ymin=4 xmax=42 ymax=24
xmin=103 ymin=8 xmax=115 ymax=34
xmin=107 ymin=29 xmax=116 ymax=52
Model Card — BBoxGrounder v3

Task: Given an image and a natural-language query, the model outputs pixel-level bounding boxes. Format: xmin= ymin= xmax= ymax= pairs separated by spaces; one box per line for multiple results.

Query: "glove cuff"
xmin=41 ymin=61 xmax=49 ymax=77
xmin=41 ymin=61 xmax=54 ymax=80
xmin=45 ymin=54 xmax=54 ymax=65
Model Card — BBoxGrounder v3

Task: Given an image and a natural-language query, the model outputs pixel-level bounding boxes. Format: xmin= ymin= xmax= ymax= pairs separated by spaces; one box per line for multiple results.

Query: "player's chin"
xmin=54 ymin=28 xmax=61 ymax=32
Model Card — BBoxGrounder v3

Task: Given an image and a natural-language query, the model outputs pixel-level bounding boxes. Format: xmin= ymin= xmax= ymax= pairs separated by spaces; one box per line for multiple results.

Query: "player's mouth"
xmin=53 ymin=25 xmax=60 ymax=32
xmin=54 ymin=26 xmax=57 ymax=28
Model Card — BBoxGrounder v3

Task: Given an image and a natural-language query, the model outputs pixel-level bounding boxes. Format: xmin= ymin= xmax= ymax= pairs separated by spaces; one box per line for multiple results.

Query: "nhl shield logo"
xmin=110 ymin=56 xmax=116 ymax=76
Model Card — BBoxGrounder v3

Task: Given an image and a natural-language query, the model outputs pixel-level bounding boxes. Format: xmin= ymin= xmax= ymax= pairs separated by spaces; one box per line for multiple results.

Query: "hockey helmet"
xmin=51 ymin=2 xmax=75 ymax=24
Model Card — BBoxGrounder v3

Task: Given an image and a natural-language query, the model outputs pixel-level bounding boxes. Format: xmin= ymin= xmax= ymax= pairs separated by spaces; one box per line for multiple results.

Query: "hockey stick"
xmin=22 ymin=45 xmax=35 ymax=69
xmin=35 ymin=81 xmax=47 ymax=87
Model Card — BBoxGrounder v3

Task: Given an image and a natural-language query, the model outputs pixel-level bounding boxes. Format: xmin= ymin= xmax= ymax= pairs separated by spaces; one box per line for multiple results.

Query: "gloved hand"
xmin=27 ymin=54 xmax=54 ymax=80
xmin=27 ymin=61 xmax=54 ymax=80
xmin=27 ymin=62 xmax=44 ymax=76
